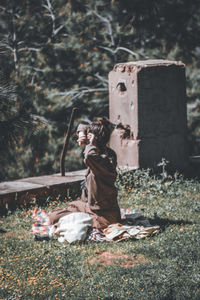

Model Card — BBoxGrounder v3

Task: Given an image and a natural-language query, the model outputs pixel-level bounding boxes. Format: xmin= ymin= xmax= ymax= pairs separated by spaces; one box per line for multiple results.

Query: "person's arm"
xmin=77 ymin=124 xmax=88 ymax=146
xmin=84 ymin=144 xmax=116 ymax=178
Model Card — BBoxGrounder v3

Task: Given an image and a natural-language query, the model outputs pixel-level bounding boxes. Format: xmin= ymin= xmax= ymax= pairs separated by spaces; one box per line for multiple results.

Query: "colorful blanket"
xmin=31 ymin=208 xmax=160 ymax=243
xmin=31 ymin=209 xmax=52 ymax=240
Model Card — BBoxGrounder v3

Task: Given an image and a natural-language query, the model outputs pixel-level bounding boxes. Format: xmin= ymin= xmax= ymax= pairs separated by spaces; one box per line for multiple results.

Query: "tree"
xmin=0 ymin=0 xmax=200 ymax=181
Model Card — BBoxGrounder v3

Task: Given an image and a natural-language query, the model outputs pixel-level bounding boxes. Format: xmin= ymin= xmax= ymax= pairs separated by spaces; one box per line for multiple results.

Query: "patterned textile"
xmin=31 ymin=209 xmax=52 ymax=239
xmin=120 ymin=208 xmax=152 ymax=226
xmin=120 ymin=208 xmax=137 ymax=220
xmin=103 ymin=223 xmax=160 ymax=242
xmin=31 ymin=208 xmax=160 ymax=242
xmin=85 ymin=227 xmax=106 ymax=242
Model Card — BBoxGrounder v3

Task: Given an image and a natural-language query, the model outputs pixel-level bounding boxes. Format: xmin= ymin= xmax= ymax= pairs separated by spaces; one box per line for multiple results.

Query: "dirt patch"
xmin=88 ymin=251 xmax=148 ymax=268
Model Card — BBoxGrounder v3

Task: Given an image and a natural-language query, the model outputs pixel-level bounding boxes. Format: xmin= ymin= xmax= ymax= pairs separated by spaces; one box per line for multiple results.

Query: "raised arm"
xmin=84 ymin=144 xmax=117 ymax=178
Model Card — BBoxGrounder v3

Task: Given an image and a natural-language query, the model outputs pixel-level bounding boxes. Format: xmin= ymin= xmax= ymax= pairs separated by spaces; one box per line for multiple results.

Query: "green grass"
xmin=0 ymin=170 xmax=200 ymax=300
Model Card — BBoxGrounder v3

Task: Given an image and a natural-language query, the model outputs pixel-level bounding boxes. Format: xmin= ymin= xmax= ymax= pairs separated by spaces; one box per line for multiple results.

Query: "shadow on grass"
xmin=149 ymin=215 xmax=193 ymax=231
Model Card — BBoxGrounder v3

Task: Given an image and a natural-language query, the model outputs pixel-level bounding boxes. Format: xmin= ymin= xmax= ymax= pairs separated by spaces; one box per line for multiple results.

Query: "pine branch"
xmin=22 ymin=66 xmax=45 ymax=73
xmin=0 ymin=73 xmax=34 ymax=147
xmin=94 ymin=73 xmax=108 ymax=87
xmin=48 ymin=87 xmax=108 ymax=101
xmin=99 ymin=46 xmax=140 ymax=60
xmin=0 ymin=113 xmax=32 ymax=144
xmin=18 ymin=47 xmax=41 ymax=52
xmin=43 ymin=0 xmax=64 ymax=38
xmin=93 ymin=11 xmax=115 ymax=46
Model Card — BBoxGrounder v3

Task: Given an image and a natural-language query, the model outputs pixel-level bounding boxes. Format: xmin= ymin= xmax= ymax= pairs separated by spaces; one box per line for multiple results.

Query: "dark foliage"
xmin=0 ymin=0 xmax=200 ymax=181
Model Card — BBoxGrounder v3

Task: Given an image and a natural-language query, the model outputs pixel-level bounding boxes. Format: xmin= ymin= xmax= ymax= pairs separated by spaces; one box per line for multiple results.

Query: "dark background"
xmin=0 ymin=0 xmax=200 ymax=181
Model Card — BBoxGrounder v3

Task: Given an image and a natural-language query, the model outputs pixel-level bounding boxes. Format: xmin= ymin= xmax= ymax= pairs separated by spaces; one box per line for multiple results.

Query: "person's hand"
xmin=87 ymin=133 xmax=97 ymax=146
xmin=77 ymin=131 xmax=88 ymax=146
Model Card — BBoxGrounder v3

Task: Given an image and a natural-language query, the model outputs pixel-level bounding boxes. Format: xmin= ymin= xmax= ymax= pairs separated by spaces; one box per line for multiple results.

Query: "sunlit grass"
xmin=0 ymin=170 xmax=200 ymax=299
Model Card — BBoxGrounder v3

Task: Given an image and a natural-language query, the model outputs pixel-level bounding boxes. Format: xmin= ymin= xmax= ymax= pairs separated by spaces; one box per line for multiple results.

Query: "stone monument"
xmin=109 ymin=59 xmax=189 ymax=170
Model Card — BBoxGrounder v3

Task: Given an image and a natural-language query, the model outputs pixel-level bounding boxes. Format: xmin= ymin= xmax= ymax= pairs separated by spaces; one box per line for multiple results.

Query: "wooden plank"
xmin=0 ymin=181 xmax=44 ymax=195
xmin=0 ymin=170 xmax=86 ymax=195
xmin=19 ymin=171 xmax=86 ymax=187
xmin=0 ymin=170 xmax=86 ymax=207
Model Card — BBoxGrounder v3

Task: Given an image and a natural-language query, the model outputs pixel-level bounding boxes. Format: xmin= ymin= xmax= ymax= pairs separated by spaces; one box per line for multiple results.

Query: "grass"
xmin=0 ymin=169 xmax=200 ymax=300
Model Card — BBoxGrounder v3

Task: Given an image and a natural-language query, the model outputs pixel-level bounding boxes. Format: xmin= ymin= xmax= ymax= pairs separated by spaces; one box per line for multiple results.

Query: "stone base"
xmin=110 ymin=129 xmax=139 ymax=169
xmin=109 ymin=59 xmax=189 ymax=171
xmin=110 ymin=129 xmax=189 ymax=171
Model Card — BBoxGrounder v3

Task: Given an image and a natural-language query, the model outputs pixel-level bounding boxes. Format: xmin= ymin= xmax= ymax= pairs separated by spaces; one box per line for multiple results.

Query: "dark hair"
xmin=87 ymin=117 xmax=112 ymax=148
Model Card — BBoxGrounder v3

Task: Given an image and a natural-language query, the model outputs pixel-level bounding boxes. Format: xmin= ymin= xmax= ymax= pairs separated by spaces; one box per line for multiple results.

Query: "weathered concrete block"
xmin=109 ymin=59 xmax=189 ymax=170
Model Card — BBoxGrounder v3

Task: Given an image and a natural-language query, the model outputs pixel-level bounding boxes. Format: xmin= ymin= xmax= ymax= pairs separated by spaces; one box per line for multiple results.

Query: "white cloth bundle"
xmin=54 ymin=212 xmax=92 ymax=244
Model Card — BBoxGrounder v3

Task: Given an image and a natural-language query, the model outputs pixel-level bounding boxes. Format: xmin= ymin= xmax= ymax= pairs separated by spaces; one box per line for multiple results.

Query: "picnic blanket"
xmin=31 ymin=209 xmax=52 ymax=240
xmin=31 ymin=208 xmax=160 ymax=243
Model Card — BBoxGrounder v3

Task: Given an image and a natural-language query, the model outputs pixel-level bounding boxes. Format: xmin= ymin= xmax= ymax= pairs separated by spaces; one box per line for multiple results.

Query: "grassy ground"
xmin=0 ymin=169 xmax=200 ymax=300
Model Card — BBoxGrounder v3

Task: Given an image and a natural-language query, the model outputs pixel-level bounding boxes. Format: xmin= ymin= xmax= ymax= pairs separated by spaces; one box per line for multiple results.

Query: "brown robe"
xmin=49 ymin=144 xmax=121 ymax=229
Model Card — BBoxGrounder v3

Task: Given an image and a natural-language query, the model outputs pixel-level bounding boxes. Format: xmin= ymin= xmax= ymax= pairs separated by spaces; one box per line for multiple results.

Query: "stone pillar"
xmin=109 ymin=59 xmax=189 ymax=170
